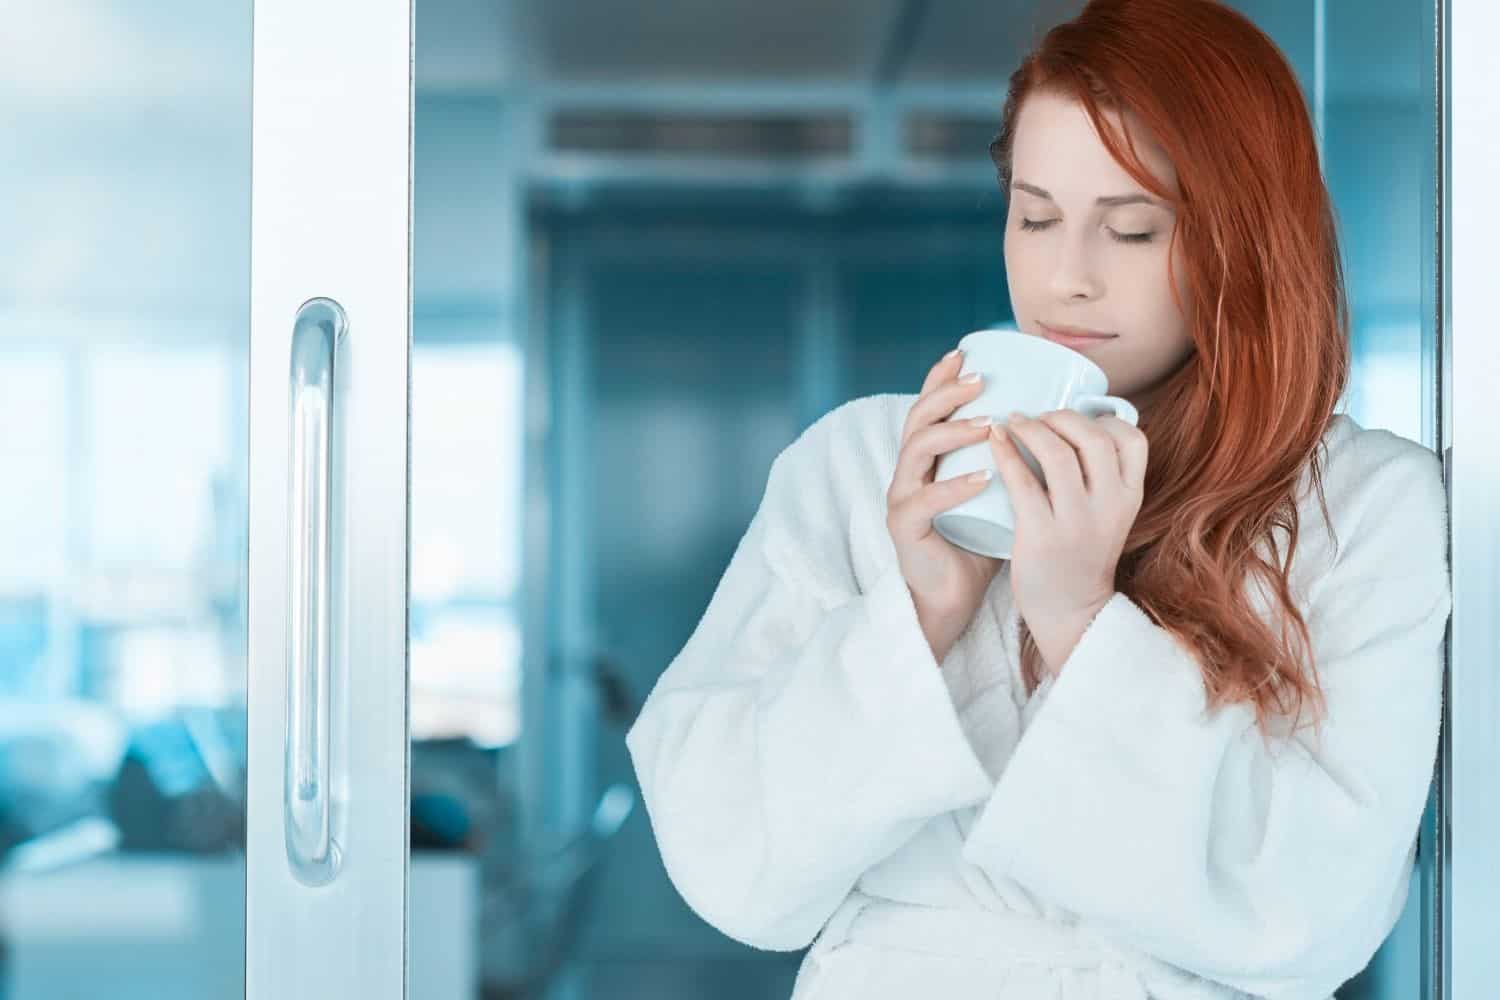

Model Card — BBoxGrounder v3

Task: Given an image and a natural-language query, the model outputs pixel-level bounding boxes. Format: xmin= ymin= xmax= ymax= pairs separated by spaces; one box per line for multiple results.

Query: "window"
xmin=410 ymin=340 xmax=524 ymax=746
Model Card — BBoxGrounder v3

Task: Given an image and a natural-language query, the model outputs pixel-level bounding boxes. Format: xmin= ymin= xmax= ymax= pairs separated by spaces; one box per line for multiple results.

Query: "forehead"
xmin=1010 ymin=90 xmax=1178 ymax=198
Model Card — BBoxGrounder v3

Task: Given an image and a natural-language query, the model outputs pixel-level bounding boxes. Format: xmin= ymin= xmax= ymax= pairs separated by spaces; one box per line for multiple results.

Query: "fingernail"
xmin=968 ymin=414 xmax=994 ymax=427
xmin=944 ymin=347 xmax=963 ymax=361
xmin=959 ymin=371 xmax=982 ymax=384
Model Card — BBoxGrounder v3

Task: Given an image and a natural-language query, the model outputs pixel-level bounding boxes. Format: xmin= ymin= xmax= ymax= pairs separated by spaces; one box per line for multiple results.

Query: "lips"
xmin=1038 ymin=323 xmax=1118 ymax=352
xmin=1039 ymin=322 xmax=1116 ymax=341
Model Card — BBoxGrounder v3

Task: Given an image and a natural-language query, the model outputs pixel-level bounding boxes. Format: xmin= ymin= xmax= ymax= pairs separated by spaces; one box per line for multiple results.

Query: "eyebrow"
xmin=1011 ymin=180 xmax=1164 ymax=209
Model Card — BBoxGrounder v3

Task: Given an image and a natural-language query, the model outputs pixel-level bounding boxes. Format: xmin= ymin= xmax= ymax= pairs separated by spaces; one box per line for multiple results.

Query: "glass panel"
xmin=1323 ymin=0 xmax=1440 ymax=447
xmin=1319 ymin=1 xmax=1441 ymax=998
xmin=407 ymin=90 xmax=516 ymax=999
xmin=0 ymin=4 xmax=250 ymax=998
xmin=410 ymin=2 xmax=1441 ymax=998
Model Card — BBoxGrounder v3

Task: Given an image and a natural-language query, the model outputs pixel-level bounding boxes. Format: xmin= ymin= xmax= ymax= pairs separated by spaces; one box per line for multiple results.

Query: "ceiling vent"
xmin=905 ymin=112 xmax=999 ymax=162
xmin=549 ymin=110 xmax=855 ymax=159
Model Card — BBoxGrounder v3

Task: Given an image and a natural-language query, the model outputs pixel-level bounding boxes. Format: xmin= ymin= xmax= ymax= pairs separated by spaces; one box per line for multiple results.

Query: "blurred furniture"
xmin=480 ymin=783 xmax=635 ymax=999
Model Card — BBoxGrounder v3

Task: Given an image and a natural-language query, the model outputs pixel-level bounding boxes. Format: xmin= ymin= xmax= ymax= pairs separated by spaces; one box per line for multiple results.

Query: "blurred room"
xmin=0 ymin=0 xmax=1438 ymax=998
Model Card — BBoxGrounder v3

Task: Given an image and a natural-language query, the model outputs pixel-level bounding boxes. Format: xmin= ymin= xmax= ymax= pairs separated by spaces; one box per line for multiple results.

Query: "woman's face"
xmin=1003 ymin=90 xmax=1195 ymax=407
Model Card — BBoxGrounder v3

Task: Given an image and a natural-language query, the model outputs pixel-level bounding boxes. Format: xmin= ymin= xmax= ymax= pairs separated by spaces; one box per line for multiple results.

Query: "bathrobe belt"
xmin=814 ymin=891 xmax=1259 ymax=1000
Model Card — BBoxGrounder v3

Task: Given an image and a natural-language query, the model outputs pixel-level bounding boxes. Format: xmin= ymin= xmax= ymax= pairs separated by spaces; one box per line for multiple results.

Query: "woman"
xmin=624 ymin=1 xmax=1451 ymax=997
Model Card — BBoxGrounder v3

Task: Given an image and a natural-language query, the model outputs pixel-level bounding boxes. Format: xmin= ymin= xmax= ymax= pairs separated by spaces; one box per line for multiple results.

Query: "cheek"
xmin=1109 ymin=256 xmax=1193 ymax=381
xmin=1139 ymin=251 xmax=1189 ymax=337
xmin=1003 ymin=232 xmax=1039 ymax=304
xmin=1139 ymin=299 xmax=1195 ymax=375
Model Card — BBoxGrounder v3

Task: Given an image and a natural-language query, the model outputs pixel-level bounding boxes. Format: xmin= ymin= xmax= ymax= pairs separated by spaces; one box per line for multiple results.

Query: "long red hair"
xmin=992 ymin=0 xmax=1349 ymax=746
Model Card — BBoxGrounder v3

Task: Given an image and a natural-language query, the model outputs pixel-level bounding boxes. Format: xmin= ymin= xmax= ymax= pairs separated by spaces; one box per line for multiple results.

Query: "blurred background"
xmin=0 ymin=0 xmax=1438 ymax=998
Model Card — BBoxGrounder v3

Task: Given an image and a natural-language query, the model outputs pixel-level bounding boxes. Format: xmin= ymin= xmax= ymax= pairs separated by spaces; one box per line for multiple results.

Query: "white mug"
xmin=932 ymin=327 xmax=1139 ymax=559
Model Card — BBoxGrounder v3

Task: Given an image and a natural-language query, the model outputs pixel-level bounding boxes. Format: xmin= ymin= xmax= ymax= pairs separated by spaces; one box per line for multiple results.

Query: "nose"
xmin=1046 ymin=228 xmax=1105 ymax=301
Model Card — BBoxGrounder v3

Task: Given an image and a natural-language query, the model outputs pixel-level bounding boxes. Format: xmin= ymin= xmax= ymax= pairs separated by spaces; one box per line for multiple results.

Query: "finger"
xmin=888 ymin=416 xmax=995 ymax=504
xmin=1003 ymin=414 xmax=1087 ymax=519
xmin=918 ymin=347 xmax=966 ymax=398
xmin=900 ymin=373 xmax=984 ymax=445
xmin=988 ymin=423 xmax=1052 ymax=525
xmin=888 ymin=467 xmax=995 ymax=541
xmin=1094 ymin=416 xmax=1149 ymax=489
xmin=1037 ymin=409 xmax=1122 ymax=490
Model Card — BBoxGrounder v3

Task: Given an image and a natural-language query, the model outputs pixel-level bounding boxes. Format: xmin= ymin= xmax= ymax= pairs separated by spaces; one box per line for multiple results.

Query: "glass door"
xmin=396 ymin=2 xmax=1485 ymax=999
xmin=0 ymin=5 xmax=253 ymax=998
xmin=1318 ymin=0 xmax=1443 ymax=993
xmin=1 ymin=0 xmax=418 ymax=995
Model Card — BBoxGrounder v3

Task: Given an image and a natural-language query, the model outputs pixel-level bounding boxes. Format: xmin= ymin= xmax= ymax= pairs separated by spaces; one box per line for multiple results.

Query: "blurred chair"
xmin=0 ymin=700 xmax=128 ymax=866
xmin=479 ymin=783 xmax=635 ymax=999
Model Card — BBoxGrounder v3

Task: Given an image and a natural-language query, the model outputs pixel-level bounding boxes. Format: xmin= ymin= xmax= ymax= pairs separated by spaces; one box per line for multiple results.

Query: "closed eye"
xmin=1019 ymin=218 xmax=1155 ymax=245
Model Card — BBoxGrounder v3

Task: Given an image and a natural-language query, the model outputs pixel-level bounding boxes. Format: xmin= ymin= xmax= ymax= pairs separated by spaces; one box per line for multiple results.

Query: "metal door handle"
xmin=285 ymin=297 xmax=347 ymax=886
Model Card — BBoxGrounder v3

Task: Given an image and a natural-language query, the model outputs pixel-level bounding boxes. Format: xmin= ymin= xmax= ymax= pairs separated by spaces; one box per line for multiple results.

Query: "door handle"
xmin=285 ymin=297 xmax=347 ymax=886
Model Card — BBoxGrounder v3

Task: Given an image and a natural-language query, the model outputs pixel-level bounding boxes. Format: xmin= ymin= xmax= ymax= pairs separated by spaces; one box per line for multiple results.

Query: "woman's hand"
xmin=887 ymin=349 xmax=1007 ymax=664
xmin=988 ymin=409 xmax=1149 ymax=674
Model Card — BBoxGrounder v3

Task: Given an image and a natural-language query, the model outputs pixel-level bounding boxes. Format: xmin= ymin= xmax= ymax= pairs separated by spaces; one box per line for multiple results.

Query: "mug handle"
xmin=1073 ymin=393 xmax=1139 ymax=427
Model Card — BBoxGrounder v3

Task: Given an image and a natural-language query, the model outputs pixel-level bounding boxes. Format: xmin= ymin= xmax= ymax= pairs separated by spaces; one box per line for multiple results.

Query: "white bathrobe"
xmin=624 ymin=392 xmax=1451 ymax=1000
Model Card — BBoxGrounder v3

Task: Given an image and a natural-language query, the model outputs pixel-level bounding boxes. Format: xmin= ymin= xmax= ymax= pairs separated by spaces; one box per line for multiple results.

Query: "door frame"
xmin=1437 ymin=0 xmax=1500 ymax=996
xmin=245 ymin=1 xmax=414 ymax=997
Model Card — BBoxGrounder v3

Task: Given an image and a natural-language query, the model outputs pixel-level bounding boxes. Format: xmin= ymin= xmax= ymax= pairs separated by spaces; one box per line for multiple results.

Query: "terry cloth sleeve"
xmin=959 ymin=442 xmax=1450 ymax=1000
xmin=625 ymin=402 xmax=995 ymax=951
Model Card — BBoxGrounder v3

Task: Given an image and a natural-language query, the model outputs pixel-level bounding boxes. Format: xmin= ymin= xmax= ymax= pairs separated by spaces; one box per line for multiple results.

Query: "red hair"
xmin=991 ymin=0 xmax=1349 ymax=745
